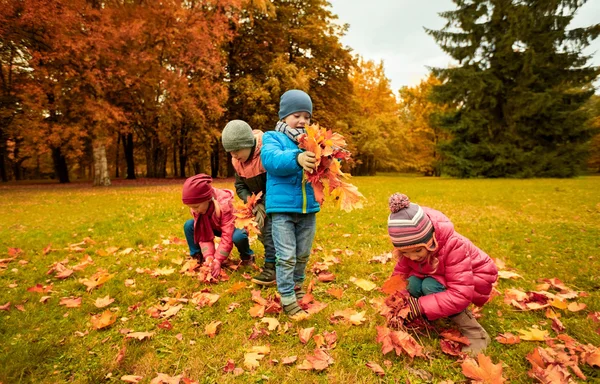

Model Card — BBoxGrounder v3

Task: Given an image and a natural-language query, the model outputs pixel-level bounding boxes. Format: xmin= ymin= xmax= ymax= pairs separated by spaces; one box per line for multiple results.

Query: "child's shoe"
xmin=283 ymin=300 xmax=309 ymax=321
xmin=450 ymin=310 xmax=491 ymax=356
xmin=294 ymin=284 xmax=306 ymax=303
xmin=251 ymin=262 xmax=276 ymax=286
xmin=240 ymin=255 xmax=255 ymax=267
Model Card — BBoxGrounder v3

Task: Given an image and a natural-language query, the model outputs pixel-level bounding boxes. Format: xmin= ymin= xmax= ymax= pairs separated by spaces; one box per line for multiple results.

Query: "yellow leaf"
xmin=125 ymin=331 xmax=154 ymax=341
xmin=567 ymin=302 xmax=586 ymax=312
xmin=243 ymin=352 xmax=265 ymax=370
xmin=261 ymin=317 xmax=280 ymax=331
xmin=550 ymin=299 xmax=568 ymax=310
xmin=91 ymin=310 xmax=117 ymax=330
xmin=350 ymin=277 xmax=377 ymax=291
xmin=204 ymin=321 xmax=222 ymax=338
xmin=518 ymin=328 xmax=549 ymax=341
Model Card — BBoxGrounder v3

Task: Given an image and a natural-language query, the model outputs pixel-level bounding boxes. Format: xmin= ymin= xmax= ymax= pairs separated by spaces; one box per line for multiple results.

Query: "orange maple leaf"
xmin=380 ymin=274 xmax=408 ymax=295
xmin=91 ymin=310 xmax=117 ymax=330
xmin=461 ymin=353 xmax=506 ymax=383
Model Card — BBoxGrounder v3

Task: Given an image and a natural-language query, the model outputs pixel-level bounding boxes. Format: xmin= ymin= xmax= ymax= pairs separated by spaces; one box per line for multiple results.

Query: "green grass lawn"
xmin=1 ymin=175 xmax=599 ymax=383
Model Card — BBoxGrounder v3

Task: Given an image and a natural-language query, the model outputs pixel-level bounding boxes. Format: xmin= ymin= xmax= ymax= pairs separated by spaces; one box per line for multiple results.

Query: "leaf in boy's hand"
xmin=380 ymin=275 xmax=408 ymax=294
xmin=461 ymin=354 xmax=506 ymax=383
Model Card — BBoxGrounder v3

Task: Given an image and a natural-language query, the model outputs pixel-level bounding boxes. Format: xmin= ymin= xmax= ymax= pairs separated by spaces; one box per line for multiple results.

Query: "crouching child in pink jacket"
xmin=182 ymin=174 xmax=254 ymax=278
xmin=387 ymin=193 xmax=498 ymax=355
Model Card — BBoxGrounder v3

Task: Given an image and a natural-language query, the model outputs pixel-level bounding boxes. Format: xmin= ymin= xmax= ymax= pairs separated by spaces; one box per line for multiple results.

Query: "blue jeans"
xmin=271 ymin=213 xmax=316 ymax=304
xmin=259 ymin=214 xmax=276 ymax=264
xmin=407 ymin=276 xmax=446 ymax=298
xmin=183 ymin=219 xmax=254 ymax=260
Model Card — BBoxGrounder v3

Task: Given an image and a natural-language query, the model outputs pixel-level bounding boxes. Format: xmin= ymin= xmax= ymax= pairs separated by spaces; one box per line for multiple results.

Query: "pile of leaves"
xmin=297 ymin=124 xmax=365 ymax=212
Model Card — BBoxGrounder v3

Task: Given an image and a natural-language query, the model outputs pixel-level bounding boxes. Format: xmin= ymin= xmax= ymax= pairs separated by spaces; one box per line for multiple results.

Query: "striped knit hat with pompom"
xmin=387 ymin=193 xmax=437 ymax=251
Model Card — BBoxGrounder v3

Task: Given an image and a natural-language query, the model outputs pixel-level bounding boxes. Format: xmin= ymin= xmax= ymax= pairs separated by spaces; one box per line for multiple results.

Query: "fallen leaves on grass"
xmin=297 ymin=348 xmax=335 ymax=371
xmin=376 ymin=326 xmax=425 ymax=359
xmin=121 ymin=375 xmax=143 ymax=383
xmin=79 ymin=269 xmax=113 ymax=292
xmin=125 ymin=331 xmax=154 ymax=341
xmin=519 ymin=327 xmax=550 ymax=341
xmin=330 ymin=309 xmax=367 ymax=325
xmin=461 ymin=353 xmax=506 ymax=383
xmin=205 ymin=321 xmax=222 ymax=338
xmin=369 ymin=252 xmax=393 ymax=264
xmin=349 ymin=277 xmax=377 ymax=291
xmin=299 ymin=327 xmax=315 ymax=344
xmin=366 ymin=361 xmax=385 ymax=376
xmin=94 ymin=295 xmax=115 ymax=308
xmin=91 ymin=310 xmax=117 ymax=330
xmin=495 ymin=333 xmax=521 ymax=344
xmin=59 ymin=297 xmax=82 ymax=308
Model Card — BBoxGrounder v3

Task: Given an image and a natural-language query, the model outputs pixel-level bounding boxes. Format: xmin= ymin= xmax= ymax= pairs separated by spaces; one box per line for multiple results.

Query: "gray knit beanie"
xmin=278 ymin=90 xmax=313 ymax=120
xmin=222 ymin=120 xmax=255 ymax=152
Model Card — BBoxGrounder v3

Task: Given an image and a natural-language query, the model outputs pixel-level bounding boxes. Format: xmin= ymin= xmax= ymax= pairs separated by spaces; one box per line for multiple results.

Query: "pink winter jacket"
xmin=191 ymin=188 xmax=235 ymax=263
xmin=392 ymin=207 xmax=498 ymax=320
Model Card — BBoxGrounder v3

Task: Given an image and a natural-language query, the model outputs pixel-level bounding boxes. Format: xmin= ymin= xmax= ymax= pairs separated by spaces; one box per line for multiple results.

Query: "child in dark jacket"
xmin=387 ymin=193 xmax=498 ymax=355
xmin=182 ymin=174 xmax=254 ymax=278
xmin=221 ymin=120 xmax=276 ymax=285
xmin=261 ymin=90 xmax=320 ymax=320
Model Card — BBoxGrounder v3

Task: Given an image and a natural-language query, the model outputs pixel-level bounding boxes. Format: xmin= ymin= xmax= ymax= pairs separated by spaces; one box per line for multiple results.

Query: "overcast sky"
xmin=328 ymin=0 xmax=600 ymax=92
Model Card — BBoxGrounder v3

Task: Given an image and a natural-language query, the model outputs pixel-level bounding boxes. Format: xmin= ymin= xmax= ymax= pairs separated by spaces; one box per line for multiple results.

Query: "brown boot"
xmin=450 ymin=310 xmax=491 ymax=356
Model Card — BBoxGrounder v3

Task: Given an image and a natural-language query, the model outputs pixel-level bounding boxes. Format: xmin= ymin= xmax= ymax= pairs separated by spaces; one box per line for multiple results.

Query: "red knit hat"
xmin=387 ymin=193 xmax=437 ymax=251
xmin=182 ymin=174 xmax=214 ymax=204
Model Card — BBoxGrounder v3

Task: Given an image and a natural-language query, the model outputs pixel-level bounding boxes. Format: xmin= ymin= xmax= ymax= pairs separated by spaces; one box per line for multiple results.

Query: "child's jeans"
xmin=183 ymin=219 xmax=254 ymax=260
xmin=258 ymin=214 xmax=276 ymax=264
xmin=271 ymin=213 xmax=316 ymax=305
xmin=407 ymin=276 xmax=446 ymax=298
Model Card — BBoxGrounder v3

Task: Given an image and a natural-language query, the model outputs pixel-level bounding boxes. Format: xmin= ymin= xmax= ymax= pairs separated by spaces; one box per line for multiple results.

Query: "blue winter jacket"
xmin=260 ymin=131 xmax=321 ymax=214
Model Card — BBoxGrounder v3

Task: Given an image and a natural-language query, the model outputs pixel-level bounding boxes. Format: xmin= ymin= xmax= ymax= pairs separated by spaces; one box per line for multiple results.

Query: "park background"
xmin=1 ymin=1 xmax=600 ymax=383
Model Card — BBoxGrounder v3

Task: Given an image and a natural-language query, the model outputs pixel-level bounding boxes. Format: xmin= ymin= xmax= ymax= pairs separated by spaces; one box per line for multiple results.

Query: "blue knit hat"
xmin=278 ymin=90 xmax=313 ymax=120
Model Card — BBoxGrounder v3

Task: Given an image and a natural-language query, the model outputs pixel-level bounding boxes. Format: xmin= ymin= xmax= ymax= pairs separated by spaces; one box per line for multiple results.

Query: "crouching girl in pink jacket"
xmin=387 ymin=193 xmax=498 ymax=355
xmin=182 ymin=174 xmax=254 ymax=278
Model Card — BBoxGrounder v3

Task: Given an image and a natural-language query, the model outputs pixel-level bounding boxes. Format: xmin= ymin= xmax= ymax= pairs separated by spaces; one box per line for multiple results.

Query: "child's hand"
xmin=297 ymin=151 xmax=317 ymax=173
xmin=211 ymin=260 xmax=222 ymax=278
xmin=405 ymin=296 xmax=423 ymax=321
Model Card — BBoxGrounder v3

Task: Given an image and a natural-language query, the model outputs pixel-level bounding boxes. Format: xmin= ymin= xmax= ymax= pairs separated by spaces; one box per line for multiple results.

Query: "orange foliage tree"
xmin=398 ymin=73 xmax=450 ymax=176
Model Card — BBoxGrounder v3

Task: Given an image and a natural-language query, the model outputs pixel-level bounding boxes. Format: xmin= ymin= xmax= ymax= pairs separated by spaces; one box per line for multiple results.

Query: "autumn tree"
xmin=220 ymin=0 xmax=354 ymax=176
xmin=428 ymin=0 xmax=600 ymax=177
xmin=398 ymin=74 xmax=450 ymax=176
xmin=585 ymin=94 xmax=600 ymax=172
xmin=347 ymin=58 xmax=403 ymax=176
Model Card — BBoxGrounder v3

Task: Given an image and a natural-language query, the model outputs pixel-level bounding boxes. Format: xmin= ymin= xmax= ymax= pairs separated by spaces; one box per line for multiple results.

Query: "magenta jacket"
xmin=392 ymin=207 xmax=498 ymax=320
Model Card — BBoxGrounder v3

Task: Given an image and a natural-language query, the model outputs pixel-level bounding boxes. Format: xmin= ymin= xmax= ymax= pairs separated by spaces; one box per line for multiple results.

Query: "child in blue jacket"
xmin=260 ymin=89 xmax=319 ymax=319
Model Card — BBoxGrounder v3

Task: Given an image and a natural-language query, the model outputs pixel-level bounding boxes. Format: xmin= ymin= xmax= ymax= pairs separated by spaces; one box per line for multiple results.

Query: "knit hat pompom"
xmin=389 ymin=193 xmax=410 ymax=213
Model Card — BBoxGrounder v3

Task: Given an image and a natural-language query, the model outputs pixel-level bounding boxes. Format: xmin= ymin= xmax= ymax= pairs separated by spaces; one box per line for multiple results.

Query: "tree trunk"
xmin=93 ymin=143 xmax=111 ymax=186
xmin=115 ymin=133 xmax=120 ymax=178
xmin=0 ymin=138 xmax=6 ymax=182
xmin=210 ymin=140 xmax=219 ymax=178
xmin=122 ymin=132 xmax=136 ymax=179
xmin=179 ymin=144 xmax=187 ymax=179
xmin=145 ymin=135 xmax=167 ymax=178
xmin=172 ymin=142 xmax=178 ymax=177
xmin=51 ymin=147 xmax=70 ymax=183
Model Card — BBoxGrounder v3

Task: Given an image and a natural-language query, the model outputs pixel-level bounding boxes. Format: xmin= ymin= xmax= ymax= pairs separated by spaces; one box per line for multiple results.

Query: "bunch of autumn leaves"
xmin=233 ymin=124 xmax=365 ymax=241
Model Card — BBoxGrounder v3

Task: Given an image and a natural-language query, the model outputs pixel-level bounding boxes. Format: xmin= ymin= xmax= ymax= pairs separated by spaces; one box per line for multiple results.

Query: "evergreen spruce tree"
xmin=428 ymin=0 xmax=600 ymax=177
